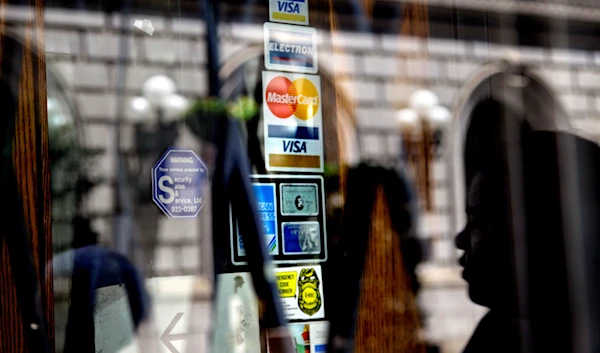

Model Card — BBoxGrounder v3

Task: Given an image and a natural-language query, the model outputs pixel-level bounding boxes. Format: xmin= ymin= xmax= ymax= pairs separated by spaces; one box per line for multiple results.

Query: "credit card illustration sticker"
xmin=237 ymin=183 xmax=279 ymax=256
xmin=283 ymin=222 xmax=321 ymax=255
xmin=281 ymin=183 xmax=319 ymax=216
xmin=231 ymin=175 xmax=327 ymax=265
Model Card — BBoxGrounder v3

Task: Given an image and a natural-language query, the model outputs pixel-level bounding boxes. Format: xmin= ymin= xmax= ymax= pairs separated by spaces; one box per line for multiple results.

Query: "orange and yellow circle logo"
xmin=265 ymin=76 xmax=319 ymax=121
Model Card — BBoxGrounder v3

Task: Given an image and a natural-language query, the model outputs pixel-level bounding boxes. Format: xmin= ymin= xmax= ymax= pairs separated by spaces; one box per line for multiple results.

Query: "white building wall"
xmin=7 ymin=5 xmax=600 ymax=269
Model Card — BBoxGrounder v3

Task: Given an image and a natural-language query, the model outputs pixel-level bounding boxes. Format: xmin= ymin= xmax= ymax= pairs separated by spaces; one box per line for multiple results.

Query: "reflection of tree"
xmin=182 ymin=98 xmax=253 ymax=166
xmin=49 ymin=122 xmax=103 ymax=250
xmin=184 ymin=96 xmax=258 ymax=141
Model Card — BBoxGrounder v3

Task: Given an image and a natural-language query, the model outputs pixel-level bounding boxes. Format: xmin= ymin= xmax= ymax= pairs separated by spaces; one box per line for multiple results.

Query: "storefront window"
xmin=1 ymin=1 xmax=600 ymax=353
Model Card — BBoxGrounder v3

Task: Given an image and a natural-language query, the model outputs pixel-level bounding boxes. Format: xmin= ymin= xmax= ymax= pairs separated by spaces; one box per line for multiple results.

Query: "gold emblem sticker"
xmin=297 ymin=268 xmax=322 ymax=316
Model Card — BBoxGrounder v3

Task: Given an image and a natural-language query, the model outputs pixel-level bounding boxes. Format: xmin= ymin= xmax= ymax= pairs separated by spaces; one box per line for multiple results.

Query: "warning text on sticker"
xmin=276 ymin=272 xmax=298 ymax=298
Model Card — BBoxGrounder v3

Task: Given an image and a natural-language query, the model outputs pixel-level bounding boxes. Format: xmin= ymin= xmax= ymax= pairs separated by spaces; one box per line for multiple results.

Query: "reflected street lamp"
xmin=397 ymin=90 xmax=451 ymax=211
xmin=128 ymin=75 xmax=190 ymax=201
xmin=142 ymin=74 xmax=177 ymax=107
xmin=131 ymin=75 xmax=189 ymax=123
xmin=124 ymin=75 xmax=191 ymax=275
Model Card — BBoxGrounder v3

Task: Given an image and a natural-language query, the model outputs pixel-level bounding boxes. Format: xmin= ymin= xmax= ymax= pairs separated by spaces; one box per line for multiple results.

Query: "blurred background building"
xmin=5 ymin=0 xmax=600 ymax=352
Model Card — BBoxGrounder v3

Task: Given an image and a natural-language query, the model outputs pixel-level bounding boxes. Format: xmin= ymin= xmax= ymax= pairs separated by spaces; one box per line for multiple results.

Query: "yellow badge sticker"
xmin=274 ymin=265 xmax=325 ymax=320
xmin=297 ymin=268 xmax=322 ymax=316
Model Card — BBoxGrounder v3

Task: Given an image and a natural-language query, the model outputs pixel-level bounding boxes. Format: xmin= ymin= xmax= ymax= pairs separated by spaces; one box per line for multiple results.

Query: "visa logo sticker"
xmin=269 ymin=0 xmax=309 ymax=25
xmin=283 ymin=140 xmax=307 ymax=153
xmin=262 ymin=71 xmax=324 ymax=172
xmin=264 ymin=22 xmax=318 ymax=74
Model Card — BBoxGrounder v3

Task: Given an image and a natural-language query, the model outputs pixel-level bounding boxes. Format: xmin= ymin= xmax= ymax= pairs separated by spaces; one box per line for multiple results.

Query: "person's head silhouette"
xmin=456 ymin=96 xmax=600 ymax=353
xmin=455 ymin=99 xmax=521 ymax=311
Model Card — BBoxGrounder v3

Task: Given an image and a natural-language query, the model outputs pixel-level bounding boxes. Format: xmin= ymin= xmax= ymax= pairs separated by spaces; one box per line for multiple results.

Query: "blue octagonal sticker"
xmin=151 ymin=148 xmax=208 ymax=219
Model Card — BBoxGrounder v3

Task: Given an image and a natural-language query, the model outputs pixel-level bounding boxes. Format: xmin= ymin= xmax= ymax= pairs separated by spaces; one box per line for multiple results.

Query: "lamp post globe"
xmin=396 ymin=108 xmax=420 ymax=130
xmin=161 ymin=94 xmax=190 ymax=121
xmin=129 ymin=96 xmax=151 ymax=123
xmin=409 ymin=89 xmax=439 ymax=117
xmin=426 ymin=105 xmax=452 ymax=129
xmin=142 ymin=74 xmax=177 ymax=107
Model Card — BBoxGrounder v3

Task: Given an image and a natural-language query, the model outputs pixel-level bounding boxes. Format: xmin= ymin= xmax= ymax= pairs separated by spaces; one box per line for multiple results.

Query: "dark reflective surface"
xmin=3 ymin=1 xmax=600 ymax=352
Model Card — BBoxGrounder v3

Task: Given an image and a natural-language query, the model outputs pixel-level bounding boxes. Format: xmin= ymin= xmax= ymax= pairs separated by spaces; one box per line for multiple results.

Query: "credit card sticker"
xmin=281 ymin=183 xmax=319 ymax=216
xmin=238 ymin=183 xmax=278 ymax=256
xmin=282 ymin=222 xmax=321 ymax=255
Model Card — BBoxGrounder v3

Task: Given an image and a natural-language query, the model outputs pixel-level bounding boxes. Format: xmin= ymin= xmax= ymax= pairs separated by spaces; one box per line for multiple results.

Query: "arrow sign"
xmin=161 ymin=312 xmax=187 ymax=353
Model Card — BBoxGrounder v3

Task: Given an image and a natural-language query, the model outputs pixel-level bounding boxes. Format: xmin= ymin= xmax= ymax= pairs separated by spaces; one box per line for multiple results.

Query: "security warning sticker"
xmin=237 ymin=183 xmax=279 ymax=256
xmin=151 ymin=148 xmax=208 ymax=219
xmin=269 ymin=0 xmax=310 ymax=26
xmin=230 ymin=175 xmax=327 ymax=266
xmin=267 ymin=321 xmax=329 ymax=353
xmin=283 ymin=222 xmax=321 ymax=255
xmin=281 ymin=183 xmax=319 ymax=215
xmin=263 ymin=71 xmax=323 ymax=172
xmin=275 ymin=265 xmax=325 ymax=320
xmin=264 ymin=22 xmax=318 ymax=74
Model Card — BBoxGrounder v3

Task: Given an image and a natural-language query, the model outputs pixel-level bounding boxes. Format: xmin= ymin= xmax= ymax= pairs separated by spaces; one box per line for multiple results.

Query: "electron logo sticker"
xmin=265 ymin=76 xmax=319 ymax=121
xmin=264 ymin=22 xmax=318 ymax=74
xmin=298 ymin=268 xmax=322 ymax=316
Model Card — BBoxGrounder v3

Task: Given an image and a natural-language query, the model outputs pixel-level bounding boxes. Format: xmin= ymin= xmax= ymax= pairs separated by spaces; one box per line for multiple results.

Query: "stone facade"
xmin=8 ymin=5 xmax=600 ymax=352
xmin=7 ymin=5 xmax=600 ymax=272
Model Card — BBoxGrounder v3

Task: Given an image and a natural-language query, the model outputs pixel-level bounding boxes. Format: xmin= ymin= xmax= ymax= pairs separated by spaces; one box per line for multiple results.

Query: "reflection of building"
xmin=5 ymin=2 xmax=600 ymax=351
xmin=9 ymin=2 xmax=597 ymax=263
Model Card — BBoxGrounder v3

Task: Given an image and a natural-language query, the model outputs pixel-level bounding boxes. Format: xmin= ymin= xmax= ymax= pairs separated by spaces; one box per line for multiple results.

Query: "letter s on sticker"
xmin=158 ymin=175 xmax=175 ymax=204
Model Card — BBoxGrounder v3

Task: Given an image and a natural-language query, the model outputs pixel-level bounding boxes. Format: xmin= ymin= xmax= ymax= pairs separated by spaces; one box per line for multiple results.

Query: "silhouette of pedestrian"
xmin=457 ymin=98 xmax=600 ymax=353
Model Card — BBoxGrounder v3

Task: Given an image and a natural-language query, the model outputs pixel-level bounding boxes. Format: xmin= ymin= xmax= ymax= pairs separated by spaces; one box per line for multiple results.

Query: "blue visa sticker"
xmin=269 ymin=0 xmax=309 ymax=25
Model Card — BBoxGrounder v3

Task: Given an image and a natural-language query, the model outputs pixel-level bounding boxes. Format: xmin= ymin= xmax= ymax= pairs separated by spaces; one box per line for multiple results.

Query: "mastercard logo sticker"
xmin=265 ymin=76 xmax=320 ymax=121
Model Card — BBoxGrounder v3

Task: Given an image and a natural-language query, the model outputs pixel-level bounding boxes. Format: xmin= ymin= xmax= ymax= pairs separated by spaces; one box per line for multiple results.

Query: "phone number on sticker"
xmin=171 ymin=206 xmax=198 ymax=213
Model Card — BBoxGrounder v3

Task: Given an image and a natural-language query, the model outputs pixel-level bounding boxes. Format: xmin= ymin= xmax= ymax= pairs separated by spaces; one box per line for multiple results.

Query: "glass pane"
xmin=2 ymin=1 xmax=600 ymax=353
